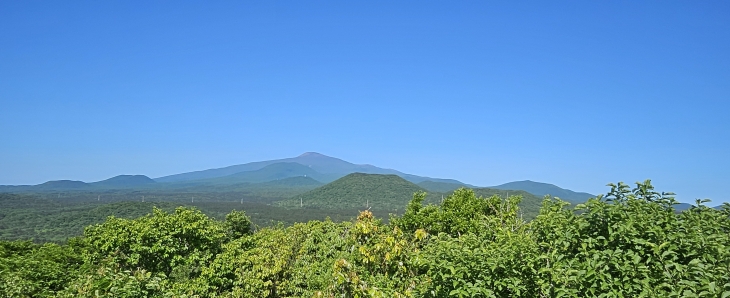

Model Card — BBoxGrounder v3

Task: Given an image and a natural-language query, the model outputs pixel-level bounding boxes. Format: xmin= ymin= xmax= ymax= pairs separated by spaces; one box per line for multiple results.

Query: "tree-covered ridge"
xmin=277 ymin=173 xmax=437 ymax=210
xmin=1 ymin=181 xmax=729 ymax=297
xmin=278 ymin=173 xmax=547 ymax=219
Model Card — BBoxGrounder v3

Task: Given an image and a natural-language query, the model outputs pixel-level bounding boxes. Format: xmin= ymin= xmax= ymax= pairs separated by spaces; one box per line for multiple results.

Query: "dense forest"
xmin=0 ymin=193 xmax=364 ymax=243
xmin=1 ymin=181 xmax=729 ymax=297
xmin=0 ymin=173 xmax=548 ymax=243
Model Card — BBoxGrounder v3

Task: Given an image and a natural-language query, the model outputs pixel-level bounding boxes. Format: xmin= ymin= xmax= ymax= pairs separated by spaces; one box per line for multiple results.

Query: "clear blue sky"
xmin=1 ymin=1 xmax=728 ymax=203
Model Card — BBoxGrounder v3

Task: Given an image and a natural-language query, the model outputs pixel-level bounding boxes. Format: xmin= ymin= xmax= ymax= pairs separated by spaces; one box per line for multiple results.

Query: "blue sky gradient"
xmin=1 ymin=1 xmax=729 ymax=203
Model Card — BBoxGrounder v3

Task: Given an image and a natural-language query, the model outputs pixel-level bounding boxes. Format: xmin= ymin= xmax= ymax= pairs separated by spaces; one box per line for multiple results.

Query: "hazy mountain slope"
xmin=258 ymin=176 xmax=323 ymax=187
xmin=91 ymin=175 xmax=156 ymax=188
xmin=154 ymin=152 xmax=362 ymax=182
xmin=491 ymin=180 xmax=595 ymax=203
xmin=35 ymin=180 xmax=90 ymax=190
xmin=418 ymin=181 xmax=467 ymax=193
xmin=200 ymin=162 xmax=328 ymax=184
xmin=154 ymin=152 xmax=461 ymax=185
xmin=136 ymin=176 xmax=323 ymax=198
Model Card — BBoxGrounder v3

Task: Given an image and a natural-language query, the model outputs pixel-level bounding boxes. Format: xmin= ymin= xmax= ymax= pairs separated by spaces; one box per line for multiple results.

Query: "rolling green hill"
xmin=91 ymin=175 xmax=156 ymax=188
xmin=277 ymin=173 xmax=438 ymax=210
xmin=277 ymin=173 xmax=547 ymax=218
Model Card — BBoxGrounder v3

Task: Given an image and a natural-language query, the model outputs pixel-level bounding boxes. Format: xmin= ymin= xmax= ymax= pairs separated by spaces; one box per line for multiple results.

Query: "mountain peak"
xmin=298 ymin=152 xmax=329 ymax=158
xmin=93 ymin=175 xmax=155 ymax=187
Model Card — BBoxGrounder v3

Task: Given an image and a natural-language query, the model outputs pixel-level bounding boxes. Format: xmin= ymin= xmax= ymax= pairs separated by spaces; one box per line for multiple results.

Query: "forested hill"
xmin=277 ymin=173 xmax=548 ymax=218
xmin=277 ymin=173 xmax=437 ymax=210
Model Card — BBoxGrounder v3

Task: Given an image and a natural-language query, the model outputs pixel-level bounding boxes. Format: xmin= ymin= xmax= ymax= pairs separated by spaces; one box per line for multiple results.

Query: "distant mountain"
xmin=154 ymin=152 xmax=460 ymax=185
xmin=258 ymin=176 xmax=324 ymax=187
xmin=0 ymin=175 xmax=153 ymax=192
xmin=277 ymin=173 xmax=435 ymax=210
xmin=36 ymin=180 xmax=89 ymax=190
xmin=200 ymin=162 xmax=329 ymax=184
xmin=417 ymin=181 xmax=467 ymax=193
xmin=491 ymin=180 xmax=595 ymax=203
xmin=91 ymin=175 xmax=155 ymax=188
xmin=0 ymin=153 xmax=598 ymax=208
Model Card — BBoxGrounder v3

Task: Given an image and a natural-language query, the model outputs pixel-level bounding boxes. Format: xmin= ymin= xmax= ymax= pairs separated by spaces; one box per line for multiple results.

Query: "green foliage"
xmin=393 ymin=188 xmax=523 ymax=237
xmin=224 ymin=210 xmax=254 ymax=239
xmin=527 ymin=180 xmax=730 ymax=297
xmin=471 ymin=188 xmax=545 ymax=220
xmin=1 ymin=180 xmax=729 ymax=297
xmin=191 ymin=220 xmax=351 ymax=297
xmin=0 ymin=194 xmax=359 ymax=243
xmin=82 ymin=207 xmax=227 ymax=279
xmin=0 ymin=194 xmax=181 ymax=243
xmin=58 ymin=261 xmax=166 ymax=298
xmin=0 ymin=241 xmax=83 ymax=297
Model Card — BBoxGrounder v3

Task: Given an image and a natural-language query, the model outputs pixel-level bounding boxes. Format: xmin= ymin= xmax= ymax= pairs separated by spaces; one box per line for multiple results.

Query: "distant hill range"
xmin=155 ymin=152 xmax=461 ymax=185
xmin=93 ymin=175 xmax=156 ymax=188
xmin=277 ymin=173 xmax=547 ymax=218
xmin=0 ymin=175 xmax=156 ymax=192
xmin=0 ymin=152 xmax=599 ymax=205
xmin=489 ymin=180 xmax=595 ymax=203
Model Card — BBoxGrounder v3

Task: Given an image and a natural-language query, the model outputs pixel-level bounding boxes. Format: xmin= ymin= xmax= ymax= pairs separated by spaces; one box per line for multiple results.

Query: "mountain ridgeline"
xmin=0 ymin=152 xmax=593 ymax=205
xmin=490 ymin=180 xmax=594 ymax=203
xmin=11 ymin=152 xmax=717 ymax=248
xmin=0 ymin=152 xmax=597 ymax=209
xmin=153 ymin=152 xmax=463 ymax=185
